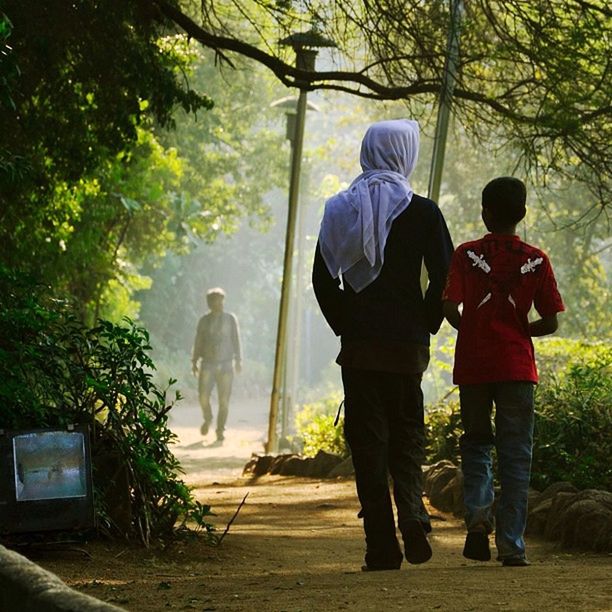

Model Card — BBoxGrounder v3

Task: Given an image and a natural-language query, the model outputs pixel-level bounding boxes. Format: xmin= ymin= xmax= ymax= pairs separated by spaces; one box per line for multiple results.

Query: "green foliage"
xmin=423 ymin=339 xmax=612 ymax=491
xmin=294 ymin=392 xmax=348 ymax=458
xmin=1 ymin=0 xmax=211 ymax=198
xmin=46 ymin=126 xmax=185 ymax=323
xmin=0 ymin=267 xmax=214 ymax=544
xmin=0 ymin=1 xmax=215 ymax=323
xmin=158 ymin=48 xmax=288 ymax=241
xmin=424 ymin=397 xmax=462 ymax=466
xmin=531 ymin=339 xmax=612 ymax=491
xmin=1 ymin=8 xmax=289 ymax=325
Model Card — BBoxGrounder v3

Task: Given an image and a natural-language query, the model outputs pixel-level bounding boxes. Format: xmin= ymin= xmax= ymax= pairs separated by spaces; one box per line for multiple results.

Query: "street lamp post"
xmin=266 ymin=30 xmax=335 ymax=454
xmin=270 ymin=96 xmax=320 ymax=448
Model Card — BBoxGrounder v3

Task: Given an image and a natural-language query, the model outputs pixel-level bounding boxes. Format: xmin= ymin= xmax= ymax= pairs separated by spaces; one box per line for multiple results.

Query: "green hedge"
xmin=425 ymin=339 xmax=611 ymax=491
xmin=531 ymin=339 xmax=611 ymax=491
xmin=298 ymin=339 xmax=611 ymax=491
xmin=294 ymin=392 xmax=348 ymax=458
xmin=425 ymin=396 xmax=462 ymax=465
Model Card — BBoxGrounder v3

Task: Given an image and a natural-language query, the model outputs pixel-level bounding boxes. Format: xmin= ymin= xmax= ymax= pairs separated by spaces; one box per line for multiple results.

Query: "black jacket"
xmin=312 ymin=194 xmax=453 ymax=347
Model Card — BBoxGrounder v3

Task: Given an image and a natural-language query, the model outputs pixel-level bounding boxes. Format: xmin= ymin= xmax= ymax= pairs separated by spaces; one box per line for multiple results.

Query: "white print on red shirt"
xmin=466 ymin=250 xmax=491 ymax=273
xmin=520 ymin=257 xmax=544 ymax=274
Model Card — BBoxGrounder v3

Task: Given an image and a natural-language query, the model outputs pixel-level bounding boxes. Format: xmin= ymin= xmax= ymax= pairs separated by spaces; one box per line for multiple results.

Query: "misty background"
xmin=124 ymin=50 xmax=610 ymax=433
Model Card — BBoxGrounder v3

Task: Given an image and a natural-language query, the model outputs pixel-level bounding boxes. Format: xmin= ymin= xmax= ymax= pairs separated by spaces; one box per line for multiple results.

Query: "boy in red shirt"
xmin=443 ymin=177 xmax=564 ymax=566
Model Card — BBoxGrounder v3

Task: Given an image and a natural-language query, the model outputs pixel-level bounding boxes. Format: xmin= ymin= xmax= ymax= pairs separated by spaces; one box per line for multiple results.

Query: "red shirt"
xmin=443 ymin=234 xmax=564 ymax=384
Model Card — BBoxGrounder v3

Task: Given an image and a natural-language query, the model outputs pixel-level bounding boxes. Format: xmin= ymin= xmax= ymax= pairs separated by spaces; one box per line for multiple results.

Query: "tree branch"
xmin=155 ymin=0 xmax=440 ymax=97
xmin=153 ymin=0 xmax=545 ymax=123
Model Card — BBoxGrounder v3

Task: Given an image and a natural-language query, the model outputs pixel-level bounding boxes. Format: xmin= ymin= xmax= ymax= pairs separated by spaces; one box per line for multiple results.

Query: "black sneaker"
xmin=402 ymin=520 xmax=433 ymax=564
xmin=502 ymin=556 xmax=530 ymax=567
xmin=463 ymin=532 xmax=491 ymax=561
xmin=200 ymin=421 xmax=210 ymax=436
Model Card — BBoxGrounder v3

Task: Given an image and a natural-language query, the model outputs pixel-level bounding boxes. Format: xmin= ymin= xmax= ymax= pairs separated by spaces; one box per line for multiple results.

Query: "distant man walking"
xmin=192 ymin=288 xmax=242 ymax=443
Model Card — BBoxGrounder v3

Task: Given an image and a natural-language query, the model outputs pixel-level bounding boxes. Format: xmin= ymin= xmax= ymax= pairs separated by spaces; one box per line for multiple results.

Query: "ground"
xmin=32 ymin=398 xmax=612 ymax=611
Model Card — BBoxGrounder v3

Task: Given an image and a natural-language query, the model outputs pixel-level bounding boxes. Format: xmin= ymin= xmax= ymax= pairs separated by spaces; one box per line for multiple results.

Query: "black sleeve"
xmin=423 ymin=206 xmax=454 ymax=334
xmin=312 ymin=241 xmax=345 ymax=337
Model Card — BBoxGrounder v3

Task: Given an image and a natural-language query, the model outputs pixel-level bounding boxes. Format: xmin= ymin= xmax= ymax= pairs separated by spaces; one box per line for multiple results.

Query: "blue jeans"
xmin=459 ymin=382 xmax=535 ymax=559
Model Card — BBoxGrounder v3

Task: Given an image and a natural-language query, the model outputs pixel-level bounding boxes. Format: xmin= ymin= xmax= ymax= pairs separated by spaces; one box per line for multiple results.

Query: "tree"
xmin=153 ymin=0 xmax=610 ymax=216
xmin=0 ymin=0 xmax=211 ymax=275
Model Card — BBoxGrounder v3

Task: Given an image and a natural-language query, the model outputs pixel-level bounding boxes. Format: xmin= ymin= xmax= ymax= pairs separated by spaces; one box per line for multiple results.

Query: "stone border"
xmin=423 ymin=460 xmax=612 ymax=553
xmin=0 ymin=544 xmax=125 ymax=612
xmin=242 ymin=451 xmax=354 ymax=479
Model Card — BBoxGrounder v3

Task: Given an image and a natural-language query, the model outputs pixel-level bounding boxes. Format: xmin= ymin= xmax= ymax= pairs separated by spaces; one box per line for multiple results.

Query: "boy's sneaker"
xmin=502 ymin=556 xmax=530 ymax=567
xmin=463 ymin=532 xmax=491 ymax=561
xmin=200 ymin=421 xmax=210 ymax=436
xmin=401 ymin=520 xmax=433 ymax=564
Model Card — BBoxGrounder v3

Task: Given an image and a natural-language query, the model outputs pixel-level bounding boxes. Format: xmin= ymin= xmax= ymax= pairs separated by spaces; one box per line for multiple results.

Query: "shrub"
xmin=531 ymin=339 xmax=611 ymax=491
xmin=294 ymin=392 xmax=348 ymax=458
xmin=423 ymin=339 xmax=612 ymax=491
xmin=0 ymin=266 xmax=215 ymax=544
xmin=424 ymin=396 xmax=462 ymax=465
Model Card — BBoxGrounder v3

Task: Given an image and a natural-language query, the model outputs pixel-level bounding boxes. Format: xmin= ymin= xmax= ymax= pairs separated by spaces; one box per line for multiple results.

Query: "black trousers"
xmin=342 ymin=367 xmax=429 ymax=567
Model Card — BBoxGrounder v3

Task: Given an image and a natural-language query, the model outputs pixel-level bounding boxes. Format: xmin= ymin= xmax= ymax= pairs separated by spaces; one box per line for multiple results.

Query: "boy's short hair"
xmin=482 ymin=177 xmax=527 ymax=227
xmin=206 ymin=287 xmax=225 ymax=299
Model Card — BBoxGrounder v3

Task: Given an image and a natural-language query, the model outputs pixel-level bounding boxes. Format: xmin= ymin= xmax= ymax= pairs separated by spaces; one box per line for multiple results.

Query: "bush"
xmin=424 ymin=396 xmax=462 ymax=465
xmin=0 ymin=266 xmax=215 ymax=544
xmin=294 ymin=392 xmax=348 ymax=458
xmin=423 ymin=339 xmax=612 ymax=491
xmin=531 ymin=339 xmax=611 ymax=491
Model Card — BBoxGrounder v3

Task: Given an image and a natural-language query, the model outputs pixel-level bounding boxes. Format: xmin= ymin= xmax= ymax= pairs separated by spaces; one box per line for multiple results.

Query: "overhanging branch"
xmin=152 ymin=0 xmax=608 ymax=130
xmin=155 ymin=0 xmax=440 ymax=98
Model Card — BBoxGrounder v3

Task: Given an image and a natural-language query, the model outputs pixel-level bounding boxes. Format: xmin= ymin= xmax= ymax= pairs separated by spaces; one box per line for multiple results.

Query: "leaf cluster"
xmin=531 ymin=339 xmax=612 ymax=490
xmin=424 ymin=399 xmax=462 ymax=466
xmin=294 ymin=392 xmax=348 ymax=458
xmin=0 ymin=0 xmax=212 ymax=267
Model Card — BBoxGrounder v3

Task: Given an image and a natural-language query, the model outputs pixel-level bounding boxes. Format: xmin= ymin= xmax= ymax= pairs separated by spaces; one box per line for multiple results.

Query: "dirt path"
xmin=33 ymin=400 xmax=612 ymax=611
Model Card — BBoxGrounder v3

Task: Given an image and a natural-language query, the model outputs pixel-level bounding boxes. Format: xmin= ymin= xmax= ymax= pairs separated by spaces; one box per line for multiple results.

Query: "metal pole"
xmin=266 ymin=87 xmax=308 ymax=453
xmin=422 ymin=0 xmax=463 ymax=294
xmin=427 ymin=0 xmax=463 ymax=204
xmin=285 ymin=183 xmax=308 ymax=434
xmin=279 ymin=132 xmax=296 ymax=448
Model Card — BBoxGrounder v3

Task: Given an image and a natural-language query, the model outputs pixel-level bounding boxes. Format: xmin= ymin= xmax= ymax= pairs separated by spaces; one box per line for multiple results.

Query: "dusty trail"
xmin=35 ymin=400 xmax=612 ymax=611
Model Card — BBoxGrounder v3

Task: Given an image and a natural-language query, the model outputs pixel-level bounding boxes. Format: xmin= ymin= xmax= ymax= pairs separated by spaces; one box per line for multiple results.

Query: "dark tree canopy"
xmin=1 ymin=0 xmax=609 ymax=233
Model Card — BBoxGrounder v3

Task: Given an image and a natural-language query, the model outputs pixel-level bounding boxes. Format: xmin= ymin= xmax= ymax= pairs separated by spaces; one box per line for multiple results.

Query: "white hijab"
xmin=318 ymin=119 xmax=419 ymax=292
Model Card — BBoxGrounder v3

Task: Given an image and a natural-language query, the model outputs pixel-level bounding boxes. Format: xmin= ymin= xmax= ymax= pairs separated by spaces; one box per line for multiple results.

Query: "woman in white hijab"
xmin=313 ymin=119 xmax=454 ymax=571
xmin=319 ymin=119 xmax=419 ymax=292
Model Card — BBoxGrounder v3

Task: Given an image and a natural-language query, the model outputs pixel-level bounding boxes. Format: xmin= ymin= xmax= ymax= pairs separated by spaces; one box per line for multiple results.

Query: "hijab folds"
xmin=318 ymin=119 xmax=420 ymax=292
